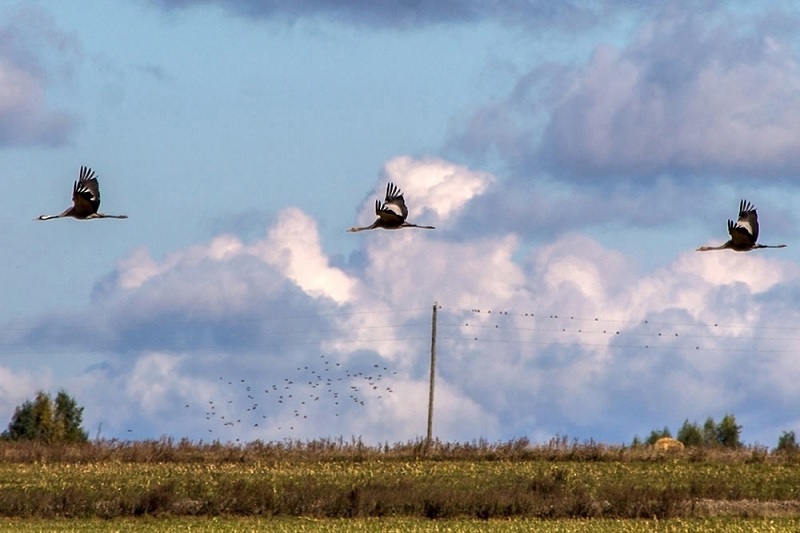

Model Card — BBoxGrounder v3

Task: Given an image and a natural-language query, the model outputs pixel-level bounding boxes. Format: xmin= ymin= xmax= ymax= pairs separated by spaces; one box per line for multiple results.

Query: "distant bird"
xmin=696 ymin=199 xmax=786 ymax=252
xmin=347 ymin=182 xmax=434 ymax=232
xmin=37 ymin=166 xmax=128 ymax=221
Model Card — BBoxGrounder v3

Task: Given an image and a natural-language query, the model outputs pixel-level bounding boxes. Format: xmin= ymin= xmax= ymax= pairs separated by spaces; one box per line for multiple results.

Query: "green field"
xmin=0 ymin=438 xmax=798 ymax=530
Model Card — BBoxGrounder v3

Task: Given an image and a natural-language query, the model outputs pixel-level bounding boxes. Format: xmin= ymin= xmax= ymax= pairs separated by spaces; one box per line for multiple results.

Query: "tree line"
xmin=2 ymin=391 xmax=799 ymax=453
xmin=636 ymin=413 xmax=799 ymax=453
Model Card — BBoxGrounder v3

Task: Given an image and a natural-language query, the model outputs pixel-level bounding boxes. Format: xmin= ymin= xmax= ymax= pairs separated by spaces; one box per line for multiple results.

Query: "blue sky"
xmin=2 ymin=0 xmax=800 ymax=446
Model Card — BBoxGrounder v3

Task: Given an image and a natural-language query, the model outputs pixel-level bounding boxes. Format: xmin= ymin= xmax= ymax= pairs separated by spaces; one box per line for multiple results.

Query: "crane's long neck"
xmin=37 ymin=213 xmax=65 ymax=221
xmin=37 ymin=207 xmax=73 ymax=220
xmin=347 ymin=221 xmax=379 ymax=232
xmin=696 ymin=243 xmax=731 ymax=252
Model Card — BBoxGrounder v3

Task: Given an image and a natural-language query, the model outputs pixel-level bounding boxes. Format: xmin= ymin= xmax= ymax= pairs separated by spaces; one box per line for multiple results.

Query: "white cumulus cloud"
xmin=2 ymin=155 xmax=800 ymax=446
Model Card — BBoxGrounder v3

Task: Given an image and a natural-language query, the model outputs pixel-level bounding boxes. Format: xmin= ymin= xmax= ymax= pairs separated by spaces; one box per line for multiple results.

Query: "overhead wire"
xmin=0 ymin=303 xmax=796 ymax=357
xmin=454 ymin=307 xmax=799 ymax=332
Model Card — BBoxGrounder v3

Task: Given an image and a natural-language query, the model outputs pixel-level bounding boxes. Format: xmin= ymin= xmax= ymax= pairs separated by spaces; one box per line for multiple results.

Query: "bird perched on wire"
xmin=347 ymin=182 xmax=434 ymax=232
xmin=696 ymin=199 xmax=786 ymax=252
xmin=36 ymin=166 xmax=128 ymax=221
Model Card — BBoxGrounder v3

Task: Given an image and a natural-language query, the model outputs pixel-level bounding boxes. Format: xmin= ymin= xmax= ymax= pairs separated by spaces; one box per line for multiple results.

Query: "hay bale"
xmin=653 ymin=437 xmax=684 ymax=451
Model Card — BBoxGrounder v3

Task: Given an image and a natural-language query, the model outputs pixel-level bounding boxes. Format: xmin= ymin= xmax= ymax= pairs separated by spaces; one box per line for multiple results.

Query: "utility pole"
xmin=426 ymin=301 xmax=438 ymax=451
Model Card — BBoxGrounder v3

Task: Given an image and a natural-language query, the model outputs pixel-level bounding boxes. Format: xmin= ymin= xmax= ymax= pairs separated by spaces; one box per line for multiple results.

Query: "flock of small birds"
xmin=188 ymin=353 xmax=397 ymax=440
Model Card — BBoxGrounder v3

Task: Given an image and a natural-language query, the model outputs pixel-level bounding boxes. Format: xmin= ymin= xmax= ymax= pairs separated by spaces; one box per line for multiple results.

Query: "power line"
xmin=0 ymin=307 xmax=432 ymax=336
xmin=444 ymin=321 xmax=800 ymax=343
xmin=454 ymin=307 xmax=800 ymax=332
xmin=435 ymin=305 xmax=800 ymax=355
xmin=437 ymin=336 xmax=798 ymax=354
xmin=0 ymin=336 xmax=434 ymax=358
xmin=0 ymin=302 xmax=796 ymax=358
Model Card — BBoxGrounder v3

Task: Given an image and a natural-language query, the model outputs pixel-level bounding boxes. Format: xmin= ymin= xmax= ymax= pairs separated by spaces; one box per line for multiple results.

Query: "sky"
xmin=1 ymin=0 xmax=800 ymax=446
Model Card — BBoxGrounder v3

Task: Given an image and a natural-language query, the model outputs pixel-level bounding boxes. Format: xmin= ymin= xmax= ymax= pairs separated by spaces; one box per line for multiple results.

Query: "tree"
xmin=702 ymin=417 xmax=717 ymax=446
xmin=776 ymin=431 xmax=799 ymax=453
xmin=636 ymin=414 xmax=745 ymax=449
xmin=53 ymin=390 xmax=88 ymax=442
xmin=2 ymin=390 xmax=88 ymax=443
xmin=677 ymin=419 xmax=703 ymax=447
xmin=716 ymin=414 xmax=742 ymax=448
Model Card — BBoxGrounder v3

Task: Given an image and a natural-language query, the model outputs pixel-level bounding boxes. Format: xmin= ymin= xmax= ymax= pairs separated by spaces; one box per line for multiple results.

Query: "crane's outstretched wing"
xmin=376 ymin=182 xmax=408 ymax=225
xmin=72 ymin=166 xmax=101 ymax=217
xmin=736 ymin=199 xmax=759 ymax=243
xmin=728 ymin=219 xmax=756 ymax=248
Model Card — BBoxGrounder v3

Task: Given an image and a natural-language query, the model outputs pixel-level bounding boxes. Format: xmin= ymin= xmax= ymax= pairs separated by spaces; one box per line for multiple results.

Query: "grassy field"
xmin=0 ymin=437 xmax=798 ymax=529
xmin=3 ymin=517 xmax=800 ymax=532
